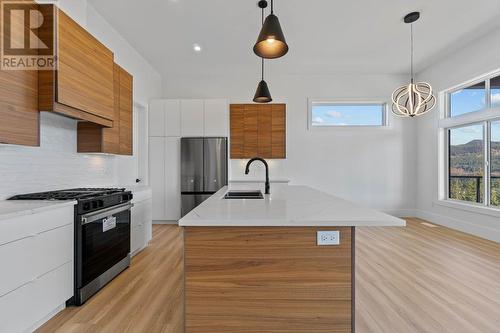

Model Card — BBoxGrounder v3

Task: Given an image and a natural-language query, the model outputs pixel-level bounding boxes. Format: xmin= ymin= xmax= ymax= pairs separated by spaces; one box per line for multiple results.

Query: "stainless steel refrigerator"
xmin=181 ymin=137 xmax=228 ymax=217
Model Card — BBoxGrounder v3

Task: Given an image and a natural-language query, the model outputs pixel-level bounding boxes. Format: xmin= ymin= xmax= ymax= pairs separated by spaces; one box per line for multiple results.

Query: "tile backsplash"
xmin=0 ymin=112 xmax=116 ymax=200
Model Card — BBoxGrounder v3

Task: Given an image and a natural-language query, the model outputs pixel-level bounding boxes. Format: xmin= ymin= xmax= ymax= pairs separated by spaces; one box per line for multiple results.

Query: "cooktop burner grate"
xmin=9 ymin=188 xmax=126 ymax=201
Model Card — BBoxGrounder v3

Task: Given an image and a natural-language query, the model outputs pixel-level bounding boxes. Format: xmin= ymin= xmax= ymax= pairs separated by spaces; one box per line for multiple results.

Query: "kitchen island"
xmin=179 ymin=185 xmax=405 ymax=333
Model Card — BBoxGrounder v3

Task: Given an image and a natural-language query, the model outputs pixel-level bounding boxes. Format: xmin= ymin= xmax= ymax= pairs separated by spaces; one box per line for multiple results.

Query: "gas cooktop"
xmin=9 ymin=188 xmax=126 ymax=201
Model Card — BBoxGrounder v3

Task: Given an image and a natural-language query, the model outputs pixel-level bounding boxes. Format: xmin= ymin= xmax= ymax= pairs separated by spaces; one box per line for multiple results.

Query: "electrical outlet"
xmin=317 ymin=231 xmax=340 ymax=246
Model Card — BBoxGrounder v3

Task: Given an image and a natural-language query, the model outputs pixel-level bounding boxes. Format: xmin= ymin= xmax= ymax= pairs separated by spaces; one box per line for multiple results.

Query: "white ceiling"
xmin=88 ymin=0 xmax=500 ymax=78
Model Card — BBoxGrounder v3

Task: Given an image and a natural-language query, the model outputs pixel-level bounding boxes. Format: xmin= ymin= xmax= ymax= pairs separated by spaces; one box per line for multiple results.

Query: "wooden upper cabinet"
xmin=0 ymin=0 xmax=39 ymax=146
xmin=39 ymin=7 xmax=114 ymax=127
xmin=230 ymin=104 xmax=286 ymax=159
xmin=0 ymin=68 xmax=39 ymax=147
xmin=118 ymin=65 xmax=133 ymax=155
xmin=271 ymin=104 xmax=286 ymax=159
xmin=77 ymin=64 xmax=133 ymax=155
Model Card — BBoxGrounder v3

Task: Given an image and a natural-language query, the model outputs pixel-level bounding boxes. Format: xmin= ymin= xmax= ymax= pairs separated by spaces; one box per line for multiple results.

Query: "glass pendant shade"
xmin=253 ymin=80 xmax=272 ymax=103
xmin=254 ymin=13 xmax=288 ymax=59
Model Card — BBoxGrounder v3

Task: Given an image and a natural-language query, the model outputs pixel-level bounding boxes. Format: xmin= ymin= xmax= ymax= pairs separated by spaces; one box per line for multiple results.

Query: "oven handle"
xmin=81 ymin=203 xmax=134 ymax=225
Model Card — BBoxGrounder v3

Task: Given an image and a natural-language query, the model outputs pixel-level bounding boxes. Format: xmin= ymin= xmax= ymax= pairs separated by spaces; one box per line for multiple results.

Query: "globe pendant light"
xmin=392 ymin=12 xmax=436 ymax=117
xmin=253 ymin=0 xmax=288 ymax=59
xmin=254 ymin=1 xmax=272 ymax=103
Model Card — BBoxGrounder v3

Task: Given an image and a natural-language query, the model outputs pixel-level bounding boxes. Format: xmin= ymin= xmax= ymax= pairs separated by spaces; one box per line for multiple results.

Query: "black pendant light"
xmin=253 ymin=1 xmax=272 ymax=103
xmin=253 ymin=0 xmax=288 ymax=59
xmin=253 ymin=59 xmax=272 ymax=103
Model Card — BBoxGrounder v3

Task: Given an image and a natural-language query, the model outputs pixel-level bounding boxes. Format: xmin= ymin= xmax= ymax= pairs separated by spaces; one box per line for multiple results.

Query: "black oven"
xmin=75 ymin=202 xmax=132 ymax=304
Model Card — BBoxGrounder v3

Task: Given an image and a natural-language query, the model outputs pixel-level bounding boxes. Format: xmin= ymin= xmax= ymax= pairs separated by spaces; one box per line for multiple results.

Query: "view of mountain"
xmin=449 ymin=139 xmax=500 ymax=206
xmin=450 ymin=140 xmax=500 ymax=175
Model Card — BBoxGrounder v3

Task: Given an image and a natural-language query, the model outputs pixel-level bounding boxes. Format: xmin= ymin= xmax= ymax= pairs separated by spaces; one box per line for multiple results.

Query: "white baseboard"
xmin=382 ymin=208 xmax=499 ymax=243
xmin=413 ymin=209 xmax=500 ymax=243
xmin=153 ymin=220 xmax=178 ymax=225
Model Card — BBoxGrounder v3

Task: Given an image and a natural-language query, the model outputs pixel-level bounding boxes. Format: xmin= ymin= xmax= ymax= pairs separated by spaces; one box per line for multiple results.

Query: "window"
xmin=443 ymin=71 xmax=500 ymax=208
xmin=492 ymin=121 xmax=500 ymax=206
xmin=491 ymin=76 xmax=500 ymax=108
xmin=450 ymin=81 xmax=486 ymax=117
xmin=448 ymin=124 xmax=484 ymax=203
xmin=309 ymin=102 xmax=386 ymax=127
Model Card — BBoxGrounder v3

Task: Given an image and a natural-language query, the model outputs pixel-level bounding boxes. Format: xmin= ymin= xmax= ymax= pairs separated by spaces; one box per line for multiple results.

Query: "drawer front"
xmin=32 ymin=262 xmax=73 ymax=326
xmin=0 ymin=206 xmax=74 ymax=246
xmin=0 ymin=236 xmax=37 ymax=297
xmin=0 ymin=280 xmax=36 ymax=333
xmin=0 ymin=210 xmax=73 ymax=299
xmin=0 ymin=262 xmax=73 ymax=333
xmin=34 ymin=224 xmax=73 ymax=277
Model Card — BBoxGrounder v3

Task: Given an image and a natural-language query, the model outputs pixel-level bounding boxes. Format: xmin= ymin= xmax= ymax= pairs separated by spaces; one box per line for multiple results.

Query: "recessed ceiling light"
xmin=193 ymin=44 xmax=202 ymax=52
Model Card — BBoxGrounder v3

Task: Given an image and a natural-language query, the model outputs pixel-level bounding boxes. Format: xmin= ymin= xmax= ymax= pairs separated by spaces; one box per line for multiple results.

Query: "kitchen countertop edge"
xmin=0 ymin=200 xmax=77 ymax=222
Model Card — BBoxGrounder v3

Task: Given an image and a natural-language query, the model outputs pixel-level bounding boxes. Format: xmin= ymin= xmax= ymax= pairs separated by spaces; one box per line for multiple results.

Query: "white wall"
xmin=164 ymin=72 xmax=417 ymax=212
xmin=0 ymin=0 xmax=161 ymax=199
xmin=415 ymin=27 xmax=500 ymax=242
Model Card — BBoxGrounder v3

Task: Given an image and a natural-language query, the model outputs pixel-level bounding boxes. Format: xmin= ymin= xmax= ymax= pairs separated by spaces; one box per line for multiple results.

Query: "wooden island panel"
xmin=184 ymin=226 xmax=354 ymax=333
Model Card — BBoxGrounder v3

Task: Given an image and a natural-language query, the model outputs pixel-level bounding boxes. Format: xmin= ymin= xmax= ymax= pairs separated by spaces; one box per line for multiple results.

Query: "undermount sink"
xmin=223 ymin=190 xmax=264 ymax=199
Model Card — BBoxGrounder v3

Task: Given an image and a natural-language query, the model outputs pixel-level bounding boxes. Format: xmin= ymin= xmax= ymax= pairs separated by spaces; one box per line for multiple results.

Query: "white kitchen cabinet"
xmin=149 ymin=98 xmax=228 ymax=224
xmin=204 ymin=99 xmax=229 ymax=137
xmin=149 ymin=137 xmax=166 ymax=220
xmin=148 ymin=137 xmax=181 ymax=222
xmin=165 ymin=99 xmax=181 ymax=137
xmin=181 ymin=99 xmax=204 ymax=137
xmin=31 ymin=262 xmax=73 ymax=329
xmin=0 ymin=205 xmax=74 ymax=333
xmin=0 ymin=235 xmax=36 ymax=297
xmin=165 ymin=137 xmax=181 ymax=220
xmin=0 ymin=262 xmax=72 ymax=333
xmin=131 ymin=196 xmax=152 ymax=256
xmin=0 ymin=275 xmax=36 ymax=333
xmin=149 ymin=99 xmax=165 ymax=137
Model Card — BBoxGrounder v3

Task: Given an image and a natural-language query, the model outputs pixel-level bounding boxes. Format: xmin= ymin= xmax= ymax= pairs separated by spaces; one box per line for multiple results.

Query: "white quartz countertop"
xmin=0 ymin=200 xmax=77 ymax=221
xmin=229 ymin=178 xmax=290 ymax=184
xmin=179 ymin=185 xmax=406 ymax=227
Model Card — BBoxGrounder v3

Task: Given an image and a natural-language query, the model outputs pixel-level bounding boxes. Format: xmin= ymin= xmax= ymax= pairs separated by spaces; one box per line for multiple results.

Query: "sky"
xmin=311 ymin=104 xmax=383 ymax=126
xmin=450 ymin=124 xmax=483 ymax=145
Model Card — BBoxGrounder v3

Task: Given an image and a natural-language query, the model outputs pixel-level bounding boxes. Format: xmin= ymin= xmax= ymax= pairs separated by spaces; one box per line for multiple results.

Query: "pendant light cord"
xmin=261 ymin=4 xmax=265 ymax=80
xmin=262 ymin=58 xmax=264 ymax=80
xmin=271 ymin=0 xmax=274 ymax=14
xmin=410 ymin=23 xmax=414 ymax=83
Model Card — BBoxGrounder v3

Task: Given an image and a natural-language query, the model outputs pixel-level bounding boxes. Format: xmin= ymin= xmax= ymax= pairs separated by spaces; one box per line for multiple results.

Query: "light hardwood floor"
xmin=37 ymin=218 xmax=500 ymax=333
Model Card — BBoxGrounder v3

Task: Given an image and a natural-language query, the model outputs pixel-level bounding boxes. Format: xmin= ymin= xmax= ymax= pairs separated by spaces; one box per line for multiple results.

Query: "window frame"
xmin=441 ymin=70 xmax=500 ymax=209
xmin=307 ymin=99 xmax=389 ymax=130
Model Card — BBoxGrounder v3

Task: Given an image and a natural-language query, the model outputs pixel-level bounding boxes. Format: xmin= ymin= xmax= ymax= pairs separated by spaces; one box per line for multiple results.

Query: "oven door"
xmin=78 ymin=203 xmax=132 ymax=288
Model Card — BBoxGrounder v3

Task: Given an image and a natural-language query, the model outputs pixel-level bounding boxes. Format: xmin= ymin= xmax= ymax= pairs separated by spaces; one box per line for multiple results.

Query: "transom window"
xmin=308 ymin=101 xmax=387 ymax=128
xmin=443 ymin=72 xmax=500 ymax=207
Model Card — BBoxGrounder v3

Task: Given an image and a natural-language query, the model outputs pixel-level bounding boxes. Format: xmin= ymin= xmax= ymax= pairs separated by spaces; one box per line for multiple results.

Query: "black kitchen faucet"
xmin=245 ymin=157 xmax=270 ymax=194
